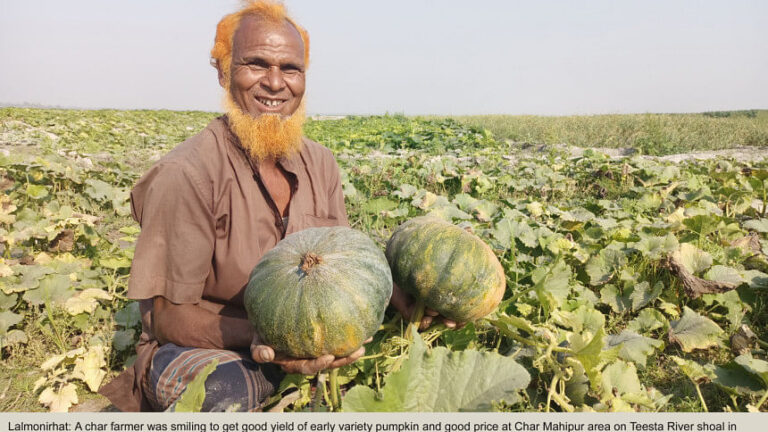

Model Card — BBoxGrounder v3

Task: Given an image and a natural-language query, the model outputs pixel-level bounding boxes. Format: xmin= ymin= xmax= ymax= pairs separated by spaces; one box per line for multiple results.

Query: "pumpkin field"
xmin=1 ymin=107 xmax=768 ymax=412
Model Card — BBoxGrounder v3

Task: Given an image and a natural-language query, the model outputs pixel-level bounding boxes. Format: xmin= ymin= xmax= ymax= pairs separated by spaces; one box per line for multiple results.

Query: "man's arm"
xmin=152 ymin=296 xmax=254 ymax=350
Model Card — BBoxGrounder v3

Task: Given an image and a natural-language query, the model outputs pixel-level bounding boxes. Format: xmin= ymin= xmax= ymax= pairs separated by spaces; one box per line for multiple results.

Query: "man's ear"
xmin=217 ymin=65 xmax=227 ymax=89
xmin=212 ymin=59 xmax=227 ymax=88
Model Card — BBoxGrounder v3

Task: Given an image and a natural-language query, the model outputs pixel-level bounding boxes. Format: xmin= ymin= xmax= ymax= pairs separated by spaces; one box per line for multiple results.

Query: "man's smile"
xmin=256 ymin=97 xmax=287 ymax=109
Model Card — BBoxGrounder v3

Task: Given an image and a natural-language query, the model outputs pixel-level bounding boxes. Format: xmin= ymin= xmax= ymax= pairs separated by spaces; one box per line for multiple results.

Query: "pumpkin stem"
xmin=300 ymin=252 xmax=323 ymax=274
xmin=328 ymin=368 xmax=341 ymax=411
xmin=406 ymin=299 xmax=425 ymax=341
xmin=312 ymin=371 xmax=327 ymax=411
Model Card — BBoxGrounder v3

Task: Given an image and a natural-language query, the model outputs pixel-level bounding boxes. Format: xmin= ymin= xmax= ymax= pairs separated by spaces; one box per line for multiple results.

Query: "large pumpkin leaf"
xmin=23 ymin=274 xmax=74 ymax=306
xmin=600 ymin=285 xmax=631 ymax=313
xmin=531 ymin=257 xmax=571 ymax=315
xmin=173 ymin=359 xmax=219 ymax=412
xmin=628 ymin=281 xmax=663 ymax=311
xmin=551 ymin=305 xmax=605 ymax=334
xmin=676 ymin=243 xmax=713 ymax=275
xmin=585 ymin=248 xmax=627 ymax=286
xmin=712 ymin=362 xmax=766 ymax=396
xmin=342 ymin=328 xmax=530 ymax=411
xmin=633 ymin=233 xmax=678 ymax=260
xmin=114 ymin=301 xmax=141 ymax=327
xmin=601 ymin=360 xmax=642 ymax=398
xmin=39 ymin=383 xmax=78 ymax=413
xmin=734 ymin=354 xmax=768 ymax=387
xmin=605 ymin=330 xmax=663 ymax=368
xmin=0 ymin=310 xmax=23 ymax=334
xmin=626 ymin=308 xmax=669 ymax=334
xmin=704 ymin=265 xmax=744 ymax=285
xmin=669 ymin=356 xmax=714 ymax=383
xmin=668 ymin=307 xmax=723 ymax=352
xmin=64 ymin=288 xmax=112 ymax=315
xmin=569 ymin=327 xmax=619 ymax=392
xmin=744 ymin=219 xmax=768 ymax=233
xmin=742 ymin=270 xmax=768 ymax=289
xmin=71 ymin=345 xmax=107 ymax=391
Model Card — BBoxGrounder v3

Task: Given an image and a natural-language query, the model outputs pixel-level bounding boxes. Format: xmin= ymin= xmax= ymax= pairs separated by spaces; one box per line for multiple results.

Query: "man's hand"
xmin=390 ymin=283 xmax=462 ymax=330
xmin=250 ymin=333 xmax=369 ymax=375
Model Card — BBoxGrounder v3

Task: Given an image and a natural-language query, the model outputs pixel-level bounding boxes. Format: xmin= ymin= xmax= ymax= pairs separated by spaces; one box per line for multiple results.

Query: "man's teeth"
xmin=259 ymin=98 xmax=283 ymax=107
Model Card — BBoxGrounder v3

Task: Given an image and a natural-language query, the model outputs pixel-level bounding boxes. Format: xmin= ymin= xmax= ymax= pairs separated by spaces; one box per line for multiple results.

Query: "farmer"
xmin=100 ymin=0 xmax=443 ymax=412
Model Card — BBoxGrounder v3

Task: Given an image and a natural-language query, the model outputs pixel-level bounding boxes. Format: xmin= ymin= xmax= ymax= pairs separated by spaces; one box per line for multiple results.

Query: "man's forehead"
xmin=233 ymin=15 xmax=304 ymax=54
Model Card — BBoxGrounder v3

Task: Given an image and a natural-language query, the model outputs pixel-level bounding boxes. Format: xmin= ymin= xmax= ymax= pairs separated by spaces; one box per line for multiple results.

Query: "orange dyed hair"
xmin=210 ymin=0 xmax=310 ymax=78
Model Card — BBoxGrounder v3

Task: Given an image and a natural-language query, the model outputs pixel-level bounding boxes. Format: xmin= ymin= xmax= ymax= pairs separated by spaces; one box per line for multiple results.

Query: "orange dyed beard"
xmin=224 ymin=93 xmax=306 ymax=161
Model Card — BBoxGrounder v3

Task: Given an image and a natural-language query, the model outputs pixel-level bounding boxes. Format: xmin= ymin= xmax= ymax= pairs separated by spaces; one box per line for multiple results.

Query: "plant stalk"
xmin=406 ymin=299 xmax=425 ymax=340
xmin=756 ymin=389 xmax=768 ymax=411
xmin=328 ymin=368 xmax=341 ymax=411
xmin=312 ymin=371 xmax=327 ymax=412
xmin=694 ymin=383 xmax=709 ymax=412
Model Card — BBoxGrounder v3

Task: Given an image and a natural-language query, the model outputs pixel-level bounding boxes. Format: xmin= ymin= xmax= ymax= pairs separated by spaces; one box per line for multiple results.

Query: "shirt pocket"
xmin=304 ymin=213 xmax=341 ymax=228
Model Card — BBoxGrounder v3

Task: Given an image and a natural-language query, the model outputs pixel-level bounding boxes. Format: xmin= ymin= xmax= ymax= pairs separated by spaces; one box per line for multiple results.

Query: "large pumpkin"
xmin=245 ymin=226 xmax=392 ymax=358
xmin=385 ymin=216 xmax=505 ymax=322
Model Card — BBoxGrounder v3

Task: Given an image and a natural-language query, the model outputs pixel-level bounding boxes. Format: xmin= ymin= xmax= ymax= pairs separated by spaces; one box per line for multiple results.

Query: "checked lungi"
xmin=144 ymin=343 xmax=284 ymax=412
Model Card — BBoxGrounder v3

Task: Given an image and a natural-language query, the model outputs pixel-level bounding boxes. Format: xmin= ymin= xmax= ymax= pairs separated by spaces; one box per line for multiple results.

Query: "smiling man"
xmin=99 ymin=0 xmax=362 ymax=412
xmin=100 ymin=0 xmax=445 ymax=412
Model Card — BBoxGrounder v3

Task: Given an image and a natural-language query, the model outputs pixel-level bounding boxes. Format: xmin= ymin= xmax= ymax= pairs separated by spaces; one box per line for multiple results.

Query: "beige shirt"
xmin=100 ymin=116 xmax=349 ymax=411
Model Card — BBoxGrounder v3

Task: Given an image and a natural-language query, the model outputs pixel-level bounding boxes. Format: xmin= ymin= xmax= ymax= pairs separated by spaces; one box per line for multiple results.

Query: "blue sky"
xmin=0 ymin=0 xmax=766 ymax=115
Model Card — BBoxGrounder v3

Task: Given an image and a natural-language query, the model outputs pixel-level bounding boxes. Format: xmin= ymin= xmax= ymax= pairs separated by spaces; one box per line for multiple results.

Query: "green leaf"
xmin=744 ymin=219 xmax=768 ymax=233
xmin=114 ymin=302 xmax=141 ymax=327
xmin=742 ymin=270 xmax=768 ymax=289
xmin=491 ymin=217 xmax=537 ymax=250
xmin=0 ymin=310 xmax=23 ymax=334
xmin=668 ymin=307 xmax=723 ymax=352
xmin=84 ymin=179 xmax=115 ymax=201
xmin=23 ymin=274 xmax=74 ymax=306
xmin=1 ymin=265 xmax=53 ymax=294
xmin=626 ymin=308 xmax=669 ymax=334
xmin=669 ymin=356 xmax=714 ymax=383
xmin=440 ymin=322 xmax=476 ymax=351
xmin=704 ymin=265 xmax=744 ymax=285
xmin=532 ymin=258 xmax=571 ymax=315
xmin=427 ymin=205 xmax=472 ymax=221
xmin=601 ymin=360 xmax=642 ymax=398
xmin=551 ymin=305 xmax=605 ymax=334
xmin=570 ymin=327 xmax=617 ymax=391
xmin=628 ymin=281 xmax=663 ymax=311
xmin=633 ymin=233 xmax=678 ymax=260
xmin=677 ymin=243 xmax=713 ymax=274
xmin=734 ymin=354 xmax=768 ymax=388
xmin=712 ymin=362 xmax=765 ymax=395
xmin=173 ymin=359 xmax=219 ymax=412
xmin=0 ymin=291 xmax=17 ymax=310
xmin=362 ymin=197 xmax=398 ymax=214
xmin=604 ymin=331 xmax=663 ymax=368
xmin=25 ymin=184 xmax=49 ymax=200
xmin=586 ymin=248 xmax=627 ymax=286
xmin=600 ymin=285 xmax=631 ymax=313
xmin=342 ymin=328 xmax=530 ymax=411
xmin=99 ymin=256 xmax=132 ymax=270
xmin=392 ymin=184 xmax=418 ymax=199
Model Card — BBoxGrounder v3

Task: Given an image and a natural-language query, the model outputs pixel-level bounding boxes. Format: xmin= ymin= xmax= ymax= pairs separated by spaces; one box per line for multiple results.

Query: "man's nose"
xmin=262 ymin=66 xmax=285 ymax=92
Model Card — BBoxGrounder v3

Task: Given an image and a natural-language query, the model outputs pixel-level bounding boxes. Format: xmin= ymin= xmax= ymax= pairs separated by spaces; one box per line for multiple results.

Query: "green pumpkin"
xmin=386 ymin=216 xmax=505 ymax=322
xmin=245 ymin=226 xmax=392 ymax=358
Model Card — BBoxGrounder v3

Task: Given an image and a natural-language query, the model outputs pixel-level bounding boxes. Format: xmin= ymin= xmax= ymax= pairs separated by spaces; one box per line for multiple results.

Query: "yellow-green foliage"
xmin=452 ymin=110 xmax=768 ymax=155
